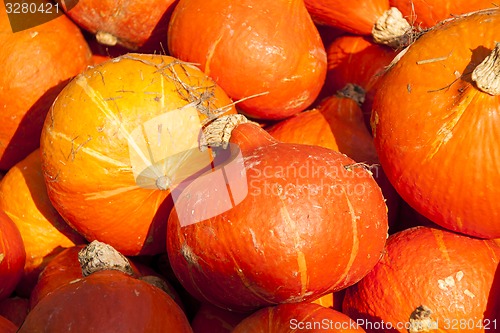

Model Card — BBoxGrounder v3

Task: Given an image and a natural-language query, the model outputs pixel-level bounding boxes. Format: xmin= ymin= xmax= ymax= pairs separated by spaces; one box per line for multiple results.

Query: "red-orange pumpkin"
xmin=0 ymin=149 xmax=86 ymax=296
xmin=58 ymin=0 xmax=178 ymax=51
xmin=343 ymin=226 xmax=500 ymax=333
xmin=167 ymin=0 xmax=327 ymax=120
xmin=371 ymin=8 xmax=500 ymax=239
xmin=0 ymin=1 xmax=92 ymax=171
xmin=0 ymin=210 xmax=25 ymax=300
xmin=40 ymin=53 xmax=236 ymax=256
xmin=389 ymin=0 xmax=497 ymax=28
xmin=0 ymin=297 xmax=29 ymax=328
xmin=19 ymin=270 xmax=192 ymax=332
xmin=0 ymin=316 xmax=16 ymax=333
xmin=232 ymin=303 xmax=366 ymax=332
xmin=167 ymin=116 xmax=388 ymax=312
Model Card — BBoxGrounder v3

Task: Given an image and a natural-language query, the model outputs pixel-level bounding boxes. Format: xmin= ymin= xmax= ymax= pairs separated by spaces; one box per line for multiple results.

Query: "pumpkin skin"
xmin=18 ymin=270 xmax=193 ymax=333
xmin=322 ymin=35 xmax=397 ymax=101
xmin=343 ymin=227 xmax=500 ymax=333
xmin=371 ymin=9 xmax=500 ymax=239
xmin=0 ymin=297 xmax=29 ymax=328
xmin=0 ymin=149 xmax=86 ymax=297
xmin=167 ymin=121 xmax=388 ymax=312
xmin=167 ymin=0 xmax=327 ymax=120
xmin=58 ymin=0 xmax=179 ymax=51
xmin=232 ymin=303 xmax=366 ymax=332
xmin=389 ymin=0 xmax=496 ymax=28
xmin=0 ymin=210 xmax=25 ymax=300
xmin=191 ymin=303 xmax=249 ymax=333
xmin=0 ymin=2 xmax=92 ymax=171
xmin=266 ymin=94 xmax=400 ymax=227
xmin=0 ymin=316 xmax=16 ymax=333
xmin=40 ymin=53 xmax=237 ymax=256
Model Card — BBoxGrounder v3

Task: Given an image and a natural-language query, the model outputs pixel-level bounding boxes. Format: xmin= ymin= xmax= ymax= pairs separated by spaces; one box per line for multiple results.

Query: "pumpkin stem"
xmin=200 ymin=114 xmax=257 ymax=151
xmin=337 ymin=83 xmax=366 ymax=106
xmin=78 ymin=240 xmax=134 ymax=277
xmin=472 ymin=42 xmax=500 ymax=95
xmin=372 ymin=7 xmax=412 ymax=49
xmin=408 ymin=305 xmax=436 ymax=333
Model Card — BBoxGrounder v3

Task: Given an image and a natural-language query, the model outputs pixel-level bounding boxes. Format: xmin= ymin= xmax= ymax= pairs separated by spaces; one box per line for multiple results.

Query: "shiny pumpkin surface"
xmin=0 ymin=210 xmax=25 ymax=300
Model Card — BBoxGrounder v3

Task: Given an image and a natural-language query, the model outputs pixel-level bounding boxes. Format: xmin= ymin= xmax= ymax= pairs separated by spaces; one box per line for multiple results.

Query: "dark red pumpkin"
xmin=167 ymin=115 xmax=388 ymax=312
xmin=343 ymin=226 xmax=500 ymax=333
xmin=0 ymin=210 xmax=25 ymax=300
xmin=0 ymin=297 xmax=29 ymax=328
xmin=191 ymin=303 xmax=249 ymax=333
xmin=232 ymin=303 xmax=366 ymax=332
xmin=371 ymin=8 xmax=500 ymax=238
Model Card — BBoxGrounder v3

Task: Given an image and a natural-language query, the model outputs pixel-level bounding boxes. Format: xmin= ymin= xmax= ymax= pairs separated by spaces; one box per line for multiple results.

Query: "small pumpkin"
xmin=167 ymin=0 xmax=327 ymax=120
xmin=371 ymin=8 xmax=500 ymax=238
xmin=167 ymin=115 xmax=388 ymax=312
xmin=0 ymin=210 xmax=25 ymax=300
xmin=40 ymin=53 xmax=236 ymax=256
xmin=58 ymin=0 xmax=178 ymax=51
xmin=0 ymin=149 xmax=86 ymax=297
xmin=19 ymin=242 xmax=192 ymax=333
xmin=0 ymin=1 xmax=92 ymax=171
xmin=343 ymin=226 xmax=500 ymax=333
xmin=232 ymin=303 xmax=366 ymax=332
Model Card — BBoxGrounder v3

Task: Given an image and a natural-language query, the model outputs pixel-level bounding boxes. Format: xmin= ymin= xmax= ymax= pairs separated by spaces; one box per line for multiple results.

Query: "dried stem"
xmin=78 ymin=240 xmax=134 ymax=277
xmin=472 ymin=42 xmax=500 ymax=95
xmin=372 ymin=7 xmax=412 ymax=49
xmin=199 ymin=114 xmax=257 ymax=151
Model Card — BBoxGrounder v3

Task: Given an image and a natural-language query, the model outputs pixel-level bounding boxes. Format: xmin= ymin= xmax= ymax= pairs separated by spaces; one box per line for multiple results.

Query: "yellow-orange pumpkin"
xmin=40 ymin=53 xmax=237 ymax=256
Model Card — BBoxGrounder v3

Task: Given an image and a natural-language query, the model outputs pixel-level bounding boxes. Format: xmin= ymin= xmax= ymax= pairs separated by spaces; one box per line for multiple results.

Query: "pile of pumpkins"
xmin=0 ymin=0 xmax=499 ymax=332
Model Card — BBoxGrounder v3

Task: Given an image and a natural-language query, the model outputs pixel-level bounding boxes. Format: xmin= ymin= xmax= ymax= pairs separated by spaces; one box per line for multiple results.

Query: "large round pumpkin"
xmin=40 ymin=53 xmax=236 ymax=256
xmin=0 ymin=211 xmax=25 ymax=300
xmin=343 ymin=226 xmax=500 ymax=333
xmin=167 ymin=0 xmax=327 ymax=120
xmin=0 ymin=149 xmax=86 ymax=296
xmin=0 ymin=1 xmax=92 ymax=171
xmin=371 ymin=8 xmax=500 ymax=239
xmin=167 ymin=116 xmax=388 ymax=312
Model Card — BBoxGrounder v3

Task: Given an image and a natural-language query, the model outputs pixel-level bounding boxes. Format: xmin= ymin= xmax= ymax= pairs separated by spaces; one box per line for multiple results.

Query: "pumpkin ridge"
xmin=430 ymin=229 xmax=452 ymax=263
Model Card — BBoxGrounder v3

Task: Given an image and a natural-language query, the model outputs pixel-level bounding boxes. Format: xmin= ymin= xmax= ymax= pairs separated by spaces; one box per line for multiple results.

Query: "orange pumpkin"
xmin=371 ymin=8 xmax=500 ymax=239
xmin=0 ymin=210 xmax=25 ymax=300
xmin=167 ymin=116 xmax=388 ymax=312
xmin=167 ymin=0 xmax=327 ymax=120
xmin=0 ymin=1 xmax=92 ymax=171
xmin=40 ymin=53 xmax=237 ymax=256
xmin=343 ymin=226 xmax=500 ymax=333
xmin=0 ymin=316 xmax=16 ymax=333
xmin=58 ymin=0 xmax=179 ymax=51
xmin=0 ymin=149 xmax=86 ymax=296
xmin=390 ymin=0 xmax=497 ymax=28
xmin=232 ymin=303 xmax=366 ymax=332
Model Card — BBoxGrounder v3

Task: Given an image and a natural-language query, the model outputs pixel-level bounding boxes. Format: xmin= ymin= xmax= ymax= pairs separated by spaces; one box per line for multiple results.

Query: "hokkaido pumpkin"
xmin=167 ymin=0 xmax=327 ymax=120
xmin=191 ymin=303 xmax=249 ymax=333
xmin=0 ymin=1 xmax=92 ymax=171
xmin=167 ymin=115 xmax=388 ymax=312
xmin=371 ymin=8 xmax=500 ymax=239
xmin=303 ymin=0 xmax=411 ymax=48
xmin=343 ymin=226 xmax=500 ymax=333
xmin=389 ymin=0 xmax=497 ymax=28
xmin=0 ymin=210 xmax=25 ymax=300
xmin=40 ymin=53 xmax=237 ymax=256
xmin=0 ymin=149 xmax=86 ymax=296
xmin=321 ymin=35 xmax=397 ymax=101
xmin=58 ymin=0 xmax=179 ymax=51
xmin=267 ymin=91 xmax=400 ymax=226
xmin=19 ymin=242 xmax=192 ymax=333
xmin=232 ymin=303 xmax=366 ymax=332
xmin=0 ymin=297 xmax=29 ymax=328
